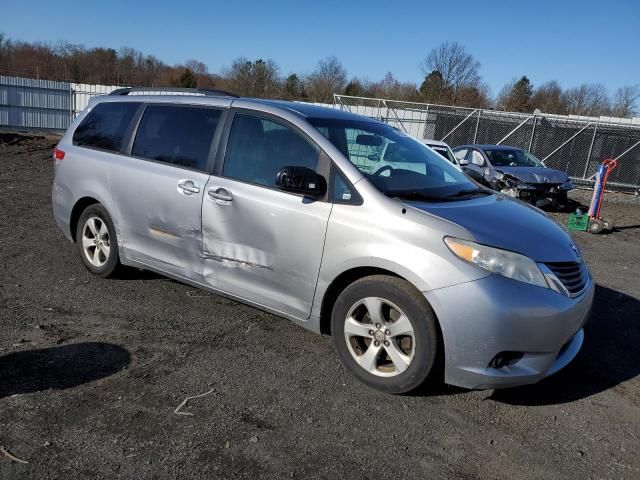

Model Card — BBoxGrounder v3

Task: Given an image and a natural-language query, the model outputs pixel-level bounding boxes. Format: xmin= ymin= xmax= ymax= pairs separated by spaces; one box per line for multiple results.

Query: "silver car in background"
xmin=422 ymin=139 xmax=460 ymax=169
xmin=52 ymin=88 xmax=594 ymax=393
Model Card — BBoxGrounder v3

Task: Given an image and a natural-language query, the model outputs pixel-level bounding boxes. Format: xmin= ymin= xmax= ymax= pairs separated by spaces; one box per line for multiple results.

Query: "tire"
xmin=552 ymin=191 xmax=568 ymax=211
xmin=331 ymin=275 xmax=439 ymax=394
xmin=75 ymin=204 xmax=122 ymax=278
xmin=602 ymin=218 xmax=614 ymax=231
xmin=588 ymin=218 xmax=604 ymax=234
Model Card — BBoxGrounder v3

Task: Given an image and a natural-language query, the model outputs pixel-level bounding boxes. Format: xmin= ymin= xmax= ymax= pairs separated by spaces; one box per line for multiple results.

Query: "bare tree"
xmin=252 ymin=59 xmax=280 ymax=98
xmin=495 ymin=79 xmax=515 ymax=111
xmin=456 ymin=83 xmax=492 ymax=109
xmin=421 ymin=41 xmax=482 ymax=105
xmin=564 ymin=84 xmax=610 ymax=116
xmin=367 ymin=72 xmax=418 ymax=101
xmin=307 ymin=56 xmax=347 ymax=103
xmin=530 ymin=80 xmax=568 ymax=114
xmin=223 ymin=57 xmax=281 ymax=97
xmin=611 ymin=85 xmax=639 ymax=118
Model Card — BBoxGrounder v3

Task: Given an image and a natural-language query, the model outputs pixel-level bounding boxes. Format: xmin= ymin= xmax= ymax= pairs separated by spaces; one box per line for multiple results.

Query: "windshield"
xmin=485 ymin=148 xmax=544 ymax=167
xmin=309 ymin=118 xmax=482 ymax=201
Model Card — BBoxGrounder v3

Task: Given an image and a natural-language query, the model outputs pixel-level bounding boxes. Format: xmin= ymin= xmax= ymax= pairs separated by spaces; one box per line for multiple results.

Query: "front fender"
xmin=312 ymin=201 xmax=488 ymax=318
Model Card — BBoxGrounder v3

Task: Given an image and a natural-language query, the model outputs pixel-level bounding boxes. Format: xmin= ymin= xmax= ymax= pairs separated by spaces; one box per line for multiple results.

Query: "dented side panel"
xmin=108 ymin=155 xmax=209 ymax=281
xmin=201 ymin=177 xmax=332 ymax=319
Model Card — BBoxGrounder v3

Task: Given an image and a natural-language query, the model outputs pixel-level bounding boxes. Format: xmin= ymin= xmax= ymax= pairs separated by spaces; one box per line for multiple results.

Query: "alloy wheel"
xmin=343 ymin=297 xmax=416 ymax=377
xmin=81 ymin=215 xmax=110 ymax=267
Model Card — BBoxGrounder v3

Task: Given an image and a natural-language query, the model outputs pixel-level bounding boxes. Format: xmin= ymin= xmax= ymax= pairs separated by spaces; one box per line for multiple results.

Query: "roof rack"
xmin=109 ymin=87 xmax=240 ymax=98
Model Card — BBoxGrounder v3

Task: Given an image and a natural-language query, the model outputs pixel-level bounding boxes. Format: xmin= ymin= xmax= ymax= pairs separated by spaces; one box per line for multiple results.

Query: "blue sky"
xmin=2 ymin=0 xmax=639 ymax=95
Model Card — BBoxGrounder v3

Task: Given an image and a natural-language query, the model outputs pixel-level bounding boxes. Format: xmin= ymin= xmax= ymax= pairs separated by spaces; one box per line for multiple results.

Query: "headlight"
xmin=444 ymin=237 xmax=548 ymax=288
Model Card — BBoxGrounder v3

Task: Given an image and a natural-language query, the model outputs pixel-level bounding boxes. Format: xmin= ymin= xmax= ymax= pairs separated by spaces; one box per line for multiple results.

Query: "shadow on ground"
xmin=0 ymin=342 xmax=130 ymax=399
xmin=491 ymin=284 xmax=640 ymax=405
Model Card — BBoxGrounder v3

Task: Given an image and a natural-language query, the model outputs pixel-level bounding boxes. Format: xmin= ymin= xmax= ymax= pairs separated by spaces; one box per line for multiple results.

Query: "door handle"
xmin=208 ymin=187 xmax=233 ymax=202
xmin=178 ymin=180 xmax=200 ymax=195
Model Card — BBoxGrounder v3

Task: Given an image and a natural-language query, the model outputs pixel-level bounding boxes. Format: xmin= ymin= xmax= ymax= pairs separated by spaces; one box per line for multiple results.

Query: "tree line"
xmin=0 ymin=34 xmax=637 ymax=117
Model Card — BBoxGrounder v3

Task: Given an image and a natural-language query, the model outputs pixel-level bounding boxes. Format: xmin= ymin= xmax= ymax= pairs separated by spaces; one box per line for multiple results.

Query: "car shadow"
xmin=0 ymin=342 xmax=130 ymax=399
xmin=112 ymin=268 xmax=165 ymax=281
xmin=490 ymin=284 xmax=640 ymax=405
xmin=615 ymin=224 xmax=640 ymax=231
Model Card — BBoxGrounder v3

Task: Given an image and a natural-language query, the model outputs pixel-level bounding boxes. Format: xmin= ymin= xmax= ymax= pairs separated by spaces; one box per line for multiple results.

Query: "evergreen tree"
xmin=419 ymin=70 xmax=445 ymax=103
xmin=177 ymin=68 xmax=197 ymax=88
xmin=284 ymin=73 xmax=301 ymax=99
xmin=498 ymin=76 xmax=533 ymax=112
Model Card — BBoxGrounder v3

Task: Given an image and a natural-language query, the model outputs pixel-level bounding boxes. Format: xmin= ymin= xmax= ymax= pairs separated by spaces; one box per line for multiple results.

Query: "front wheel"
xmin=76 ymin=204 xmax=122 ymax=278
xmin=331 ymin=275 xmax=440 ymax=394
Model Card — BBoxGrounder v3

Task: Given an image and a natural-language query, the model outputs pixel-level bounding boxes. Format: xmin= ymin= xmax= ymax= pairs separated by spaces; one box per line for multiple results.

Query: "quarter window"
xmin=73 ymin=102 xmax=140 ymax=152
xmin=132 ymin=105 xmax=222 ymax=171
xmin=223 ymin=113 xmax=319 ymax=188
xmin=330 ymin=167 xmax=360 ymax=204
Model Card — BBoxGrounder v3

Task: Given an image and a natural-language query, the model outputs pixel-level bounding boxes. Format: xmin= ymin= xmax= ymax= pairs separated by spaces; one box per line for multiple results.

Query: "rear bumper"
xmin=424 ymin=273 xmax=594 ymax=390
xmin=52 ymin=179 xmax=73 ymax=241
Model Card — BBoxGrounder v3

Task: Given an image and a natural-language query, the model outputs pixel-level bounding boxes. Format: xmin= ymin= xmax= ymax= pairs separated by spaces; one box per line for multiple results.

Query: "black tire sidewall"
xmin=331 ymin=276 xmax=439 ymax=394
xmin=76 ymin=204 xmax=120 ymax=277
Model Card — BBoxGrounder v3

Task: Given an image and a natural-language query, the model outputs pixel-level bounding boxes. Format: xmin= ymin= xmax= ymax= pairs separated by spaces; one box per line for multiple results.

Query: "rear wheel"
xmin=331 ymin=275 xmax=439 ymax=394
xmin=76 ymin=204 xmax=122 ymax=277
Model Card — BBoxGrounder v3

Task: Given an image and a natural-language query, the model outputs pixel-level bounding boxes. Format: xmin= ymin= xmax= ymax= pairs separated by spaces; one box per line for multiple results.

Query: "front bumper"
xmin=517 ymin=186 xmax=569 ymax=207
xmin=424 ymin=273 xmax=594 ymax=389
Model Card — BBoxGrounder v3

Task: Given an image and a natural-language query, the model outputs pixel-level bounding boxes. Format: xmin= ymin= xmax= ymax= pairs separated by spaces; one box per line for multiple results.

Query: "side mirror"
xmin=275 ymin=166 xmax=326 ymax=197
xmin=459 ymin=158 xmax=469 ymax=166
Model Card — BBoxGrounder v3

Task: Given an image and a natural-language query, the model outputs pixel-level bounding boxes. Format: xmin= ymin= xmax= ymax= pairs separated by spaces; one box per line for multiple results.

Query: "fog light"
xmin=489 ymin=351 xmax=524 ymax=369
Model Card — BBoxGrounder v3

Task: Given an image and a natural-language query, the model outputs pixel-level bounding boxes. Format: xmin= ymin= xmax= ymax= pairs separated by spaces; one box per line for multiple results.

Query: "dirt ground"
xmin=1 ymin=133 xmax=639 ymax=480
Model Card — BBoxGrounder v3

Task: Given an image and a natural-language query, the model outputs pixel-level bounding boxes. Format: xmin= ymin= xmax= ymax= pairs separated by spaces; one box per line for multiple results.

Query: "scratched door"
xmin=109 ymin=104 xmax=224 ymax=281
xmin=200 ymin=112 xmax=332 ymax=319
xmin=201 ymin=176 xmax=331 ymax=319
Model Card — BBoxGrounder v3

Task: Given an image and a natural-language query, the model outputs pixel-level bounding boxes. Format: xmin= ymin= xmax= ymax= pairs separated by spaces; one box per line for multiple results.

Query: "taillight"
xmin=54 ymin=148 xmax=65 ymax=160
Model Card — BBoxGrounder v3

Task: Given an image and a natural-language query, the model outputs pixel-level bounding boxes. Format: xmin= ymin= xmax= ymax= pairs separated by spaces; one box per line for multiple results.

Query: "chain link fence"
xmin=333 ymin=94 xmax=640 ymax=192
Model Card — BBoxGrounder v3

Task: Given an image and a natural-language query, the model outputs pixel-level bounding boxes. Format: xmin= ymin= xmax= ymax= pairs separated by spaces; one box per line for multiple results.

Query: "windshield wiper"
xmin=442 ymin=188 xmax=492 ymax=199
xmin=384 ymin=191 xmax=444 ymax=202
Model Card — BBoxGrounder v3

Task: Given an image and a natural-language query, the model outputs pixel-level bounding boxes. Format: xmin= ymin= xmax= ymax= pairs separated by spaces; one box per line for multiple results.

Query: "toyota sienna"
xmin=52 ymin=88 xmax=594 ymax=393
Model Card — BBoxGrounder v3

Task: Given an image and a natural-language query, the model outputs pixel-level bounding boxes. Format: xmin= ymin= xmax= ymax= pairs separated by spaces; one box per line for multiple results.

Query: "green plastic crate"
xmin=567 ymin=213 xmax=589 ymax=231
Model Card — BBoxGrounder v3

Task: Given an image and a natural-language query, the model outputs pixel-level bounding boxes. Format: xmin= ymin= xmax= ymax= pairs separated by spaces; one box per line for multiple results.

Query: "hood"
xmin=495 ymin=166 xmax=569 ymax=185
xmin=408 ymin=194 xmax=580 ymax=263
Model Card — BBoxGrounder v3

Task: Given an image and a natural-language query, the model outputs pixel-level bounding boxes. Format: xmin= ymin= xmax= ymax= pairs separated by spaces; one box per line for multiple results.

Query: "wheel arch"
xmin=319 ymin=266 xmax=446 ymax=385
xmin=318 ymin=266 xmax=440 ymax=337
xmin=69 ymin=196 xmax=101 ymax=242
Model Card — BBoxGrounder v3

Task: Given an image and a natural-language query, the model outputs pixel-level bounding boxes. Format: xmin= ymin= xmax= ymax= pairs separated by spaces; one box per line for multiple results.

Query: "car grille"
xmin=545 ymin=262 xmax=588 ymax=295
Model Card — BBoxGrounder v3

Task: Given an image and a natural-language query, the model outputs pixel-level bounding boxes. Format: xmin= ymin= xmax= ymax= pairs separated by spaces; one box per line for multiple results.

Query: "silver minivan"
xmin=52 ymin=88 xmax=594 ymax=394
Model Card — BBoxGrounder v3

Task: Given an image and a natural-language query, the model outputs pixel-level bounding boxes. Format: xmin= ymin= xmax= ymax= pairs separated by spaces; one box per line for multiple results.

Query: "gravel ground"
xmin=1 ymin=133 xmax=639 ymax=480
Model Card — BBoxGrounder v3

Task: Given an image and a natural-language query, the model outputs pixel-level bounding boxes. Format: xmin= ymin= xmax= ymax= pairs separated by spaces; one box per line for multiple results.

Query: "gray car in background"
xmin=453 ymin=144 xmax=574 ymax=209
xmin=52 ymin=88 xmax=593 ymax=393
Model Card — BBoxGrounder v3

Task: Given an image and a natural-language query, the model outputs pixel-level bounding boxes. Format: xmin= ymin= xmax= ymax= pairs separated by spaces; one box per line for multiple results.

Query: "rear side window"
xmin=223 ymin=113 xmax=319 ymax=188
xmin=132 ymin=105 xmax=222 ymax=171
xmin=73 ymin=102 xmax=140 ymax=152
